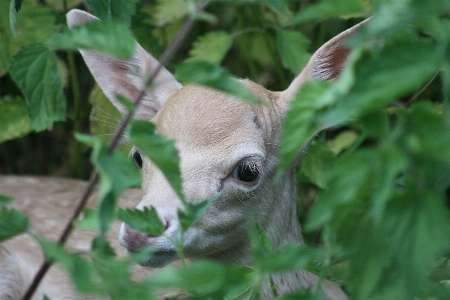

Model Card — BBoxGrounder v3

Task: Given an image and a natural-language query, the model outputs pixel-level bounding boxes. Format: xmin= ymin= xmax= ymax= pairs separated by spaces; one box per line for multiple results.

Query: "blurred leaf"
xmin=0 ymin=207 xmax=28 ymax=241
xmin=178 ymin=199 xmax=212 ymax=233
xmin=175 ymin=61 xmax=262 ymax=104
xmin=0 ymin=1 xmax=56 ymax=74
xmin=276 ymin=30 xmax=310 ymax=74
xmin=76 ymin=134 xmax=142 ymax=234
xmin=402 ymin=102 xmax=450 ymax=163
xmin=320 ymin=38 xmax=443 ymax=124
xmin=9 ymin=44 xmax=66 ymax=131
xmin=149 ymin=261 xmax=255 ymax=298
xmin=40 ymin=239 xmax=96 ymax=293
xmin=73 ymin=208 xmax=99 ymax=231
xmin=45 ymin=0 xmax=83 ymax=12
xmin=129 ymin=120 xmax=184 ymax=200
xmin=0 ymin=194 xmax=13 ymax=205
xmin=154 ymin=0 xmax=188 ymax=26
xmin=117 ymin=207 xmax=165 ymax=236
xmin=86 ymin=0 xmax=139 ymax=26
xmin=279 ymin=80 xmax=331 ymax=175
xmin=0 ymin=97 xmax=31 ymax=143
xmin=360 ymin=109 xmax=389 ymax=139
xmin=288 ymin=0 xmax=367 ymax=25
xmin=46 ymin=21 xmax=135 ymax=59
xmin=186 ymin=31 xmax=233 ymax=65
xmin=302 ymin=141 xmax=335 ymax=188
xmin=326 ymin=130 xmax=359 ymax=155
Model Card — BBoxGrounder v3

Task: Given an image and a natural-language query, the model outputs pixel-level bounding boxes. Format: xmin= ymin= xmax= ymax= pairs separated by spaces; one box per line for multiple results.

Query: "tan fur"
xmin=0 ymin=9 xmax=369 ymax=299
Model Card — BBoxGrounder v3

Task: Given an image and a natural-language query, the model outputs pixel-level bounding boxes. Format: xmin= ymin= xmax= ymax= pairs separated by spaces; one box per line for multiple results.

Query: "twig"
xmin=21 ymin=4 xmax=204 ymax=299
xmin=406 ymin=70 xmax=439 ymax=105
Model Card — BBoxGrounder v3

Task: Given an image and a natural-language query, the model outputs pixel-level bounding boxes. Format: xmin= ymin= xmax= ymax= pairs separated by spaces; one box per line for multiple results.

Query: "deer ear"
xmin=66 ymin=9 xmax=182 ymax=120
xmin=281 ymin=19 xmax=369 ymax=103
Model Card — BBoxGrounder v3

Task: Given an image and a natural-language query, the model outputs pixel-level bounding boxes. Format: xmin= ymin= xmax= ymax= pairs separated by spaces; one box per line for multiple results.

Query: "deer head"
xmin=67 ymin=10 xmax=365 ymax=271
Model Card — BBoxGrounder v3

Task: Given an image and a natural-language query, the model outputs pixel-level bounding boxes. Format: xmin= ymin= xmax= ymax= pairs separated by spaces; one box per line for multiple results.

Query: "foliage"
xmin=1 ymin=0 xmax=450 ymax=299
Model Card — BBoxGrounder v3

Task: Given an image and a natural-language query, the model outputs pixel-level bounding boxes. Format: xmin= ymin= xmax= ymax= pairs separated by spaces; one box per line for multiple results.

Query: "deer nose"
xmin=119 ymin=219 xmax=172 ymax=251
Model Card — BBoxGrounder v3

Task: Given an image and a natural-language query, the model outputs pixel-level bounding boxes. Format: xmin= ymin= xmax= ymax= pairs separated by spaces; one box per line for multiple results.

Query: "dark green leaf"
xmin=9 ymin=44 xmax=66 ymax=131
xmin=175 ymin=61 xmax=262 ymax=104
xmin=129 ymin=120 xmax=183 ymax=200
xmin=0 ymin=194 xmax=13 ymax=205
xmin=46 ymin=21 xmax=135 ymax=59
xmin=276 ymin=30 xmax=310 ymax=74
xmin=0 ymin=207 xmax=28 ymax=241
xmin=85 ymin=0 xmax=139 ymax=26
xmin=301 ymin=141 xmax=335 ymax=188
xmin=117 ymin=207 xmax=165 ymax=236
xmin=0 ymin=97 xmax=31 ymax=143
xmin=278 ymin=80 xmax=331 ymax=175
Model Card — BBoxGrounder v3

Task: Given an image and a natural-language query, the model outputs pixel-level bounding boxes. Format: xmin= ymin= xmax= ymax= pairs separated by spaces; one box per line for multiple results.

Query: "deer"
xmin=0 ymin=8 xmax=368 ymax=300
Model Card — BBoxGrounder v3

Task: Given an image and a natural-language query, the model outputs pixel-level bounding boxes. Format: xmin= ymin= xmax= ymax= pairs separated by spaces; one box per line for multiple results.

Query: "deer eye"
xmin=231 ymin=159 xmax=261 ymax=185
xmin=132 ymin=150 xmax=143 ymax=169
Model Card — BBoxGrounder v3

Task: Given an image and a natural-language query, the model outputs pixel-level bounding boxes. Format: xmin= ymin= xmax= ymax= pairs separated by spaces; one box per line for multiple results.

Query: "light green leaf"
xmin=175 ymin=61 xmax=261 ymax=104
xmin=129 ymin=120 xmax=183 ymax=199
xmin=288 ymin=0 xmax=367 ymax=25
xmin=73 ymin=208 xmax=99 ymax=231
xmin=46 ymin=21 xmax=135 ymax=59
xmin=186 ymin=31 xmax=233 ymax=65
xmin=0 ymin=97 xmax=31 ymax=143
xmin=117 ymin=207 xmax=165 ymax=236
xmin=276 ymin=30 xmax=310 ymax=74
xmin=9 ymin=44 xmax=66 ymax=131
xmin=326 ymin=130 xmax=359 ymax=155
xmin=154 ymin=0 xmax=188 ymax=26
xmin=0 ymin=207 xmax=28 ymax=241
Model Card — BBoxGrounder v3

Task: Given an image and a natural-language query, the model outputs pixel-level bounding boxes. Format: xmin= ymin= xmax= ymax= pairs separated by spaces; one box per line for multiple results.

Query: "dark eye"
xmin=132 ymin=151 xmax=143 ymax=169
xmin=232 ymin=159 xmax=261 ymax=184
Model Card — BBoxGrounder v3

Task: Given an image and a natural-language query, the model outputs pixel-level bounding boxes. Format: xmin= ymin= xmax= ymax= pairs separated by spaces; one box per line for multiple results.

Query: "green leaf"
xmin=276 ymin=30 xmax=310 ymax=74
xmin=9 ymin=44 xmax=66 ymax=131
xmin=76 ymin=134 xmax=142 ymax=234
xmin=0 ymin=97 xmax=31 ymax=143
xmin=0 ymin=207 xmax=28 ymax=241
xmin=0 ymin=1 xmax=56 ymax=74
xmin=154 ymin=0 xmax=188 ymax=26
xmin=175 ymin=61 xmax=262 ymax=104
xmin=288 ymin=0 xmax=367 ymax=25
xmin=178 ymin=200 xmax=212 ymax=233
xmin=326 ymin=130 xmax=359 ymax=155
xmin=278 ymin=80 xmax=331 ymax=175
xmin=73 ymin=208 xmax=99 ymax=231
xmin=46 ymin=21 xmax=136 ymax=59
xmin=0 ymin=194 xmax=13 ymax=205
xmin=40 ymin=240 xmax=96 ymax=293
xmin=129 ymin=120 xmax=184 ymax=200
xmin=117 ymin=207 xmax=165 ymax=236
xmin=85 ymin=0 xmax=139 ymax=26
xmin=320 ymin=37 xmax=443 ymax=124
xmin=186 ymin=31 xmax=233 ymax=65
xmin=301 ymin=141 xmax=335 ymax=188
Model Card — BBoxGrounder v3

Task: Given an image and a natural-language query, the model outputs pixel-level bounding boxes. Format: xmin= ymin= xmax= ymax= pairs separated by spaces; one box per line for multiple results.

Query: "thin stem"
xmin=21 ymin=4 xmax=204 ymax=299
xmin=406 ymin=70 xmax=439 ymax=105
